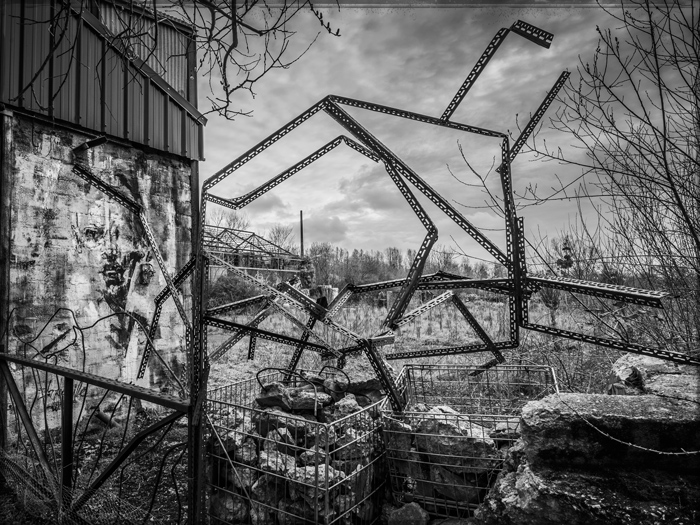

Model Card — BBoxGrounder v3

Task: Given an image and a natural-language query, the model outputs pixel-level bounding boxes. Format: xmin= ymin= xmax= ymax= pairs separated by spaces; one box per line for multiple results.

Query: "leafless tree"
xmin=267 ymin=223 xmax=297 ymax=253
xmin=207 ymin=206 xmax=251 ymax=230
xmin=517 ymin=0 xmax=699 ymax=352
xmin=20 ymin=0 xmax=340 ymax=120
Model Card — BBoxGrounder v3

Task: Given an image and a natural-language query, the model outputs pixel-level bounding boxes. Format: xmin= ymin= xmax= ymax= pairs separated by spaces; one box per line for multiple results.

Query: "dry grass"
xmin=207 ymin=292 xmax=621 ymax=394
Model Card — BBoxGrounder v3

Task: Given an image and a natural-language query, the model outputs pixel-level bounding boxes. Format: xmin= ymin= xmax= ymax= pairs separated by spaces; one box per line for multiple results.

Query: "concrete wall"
xmin=5 ymin=113 xmax=193 ymax=424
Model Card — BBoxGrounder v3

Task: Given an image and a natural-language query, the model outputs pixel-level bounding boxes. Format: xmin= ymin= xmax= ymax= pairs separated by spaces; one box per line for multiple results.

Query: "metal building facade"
xmin=0 ymin=0 xmax=205 ymax=160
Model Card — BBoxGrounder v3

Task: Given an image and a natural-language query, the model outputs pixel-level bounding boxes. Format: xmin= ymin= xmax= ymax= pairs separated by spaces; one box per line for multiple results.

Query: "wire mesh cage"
xmin=205 ymin=370 xmax=386 ymax=525
xmin=381 ymin=364 xmax=558 ymax=519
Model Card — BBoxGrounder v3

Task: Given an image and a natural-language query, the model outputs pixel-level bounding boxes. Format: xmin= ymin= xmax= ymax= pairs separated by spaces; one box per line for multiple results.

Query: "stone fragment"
xmin=333 ymin=493 xmax=356 ymax=525
xmin=393 ymin=453 xmax=432 ymax=498
xmin=298 ymin=371 xmax=327 ymax=388
xmin=489 ymin=417 xmax=521 ymax=447
xmin=350 ymin=461 xmax=374 ymax=497
xmin=355 ymin=500 xmax=375 ymax=523
xmin=252 ymin=474 xmax=287 ymax=503
xmin=305 ymin=423 xmax=339 ymax=449
xmin=381 ymin=503 xmax=400 ymax=525
xmin=250 ymin=502 xmax=275 ymax=525
xmin=253 ymin=408 xmax=313 ymax=439
xmin=334 ymin=427 xmax=373 ymax=460
xmin=289 ymin=389 xmax=333 ymax=411
xmin=235 ymin=438 xmax=258 ymax=465
xmin=288 ymin=465 xmax=346 ymax=504
xmin=383 ymin=418 xmax=413 ymax=459
xmin=259 ymin=450 xmax=296 ymax=475
xmin=323 ymin=378 xmax=348 ymax=402
xmin=263 ymin=427 xmax=302 ymax=456
xmin=412 ymin=406 xmax=497 ymax=474
xmin=475 ymin=456 xmax=700 ymax=525
xmin=646 ymin=373 xmax=700 ymax=402
xmin=332 ymin=394 xmax=362 ymax=419
xmin=299 ymin=448 xmax=327 ymax=466
xmin=277 ymin=499 xmax=316 ymax=525
xmin=229 ymin=465 xmax=258 ymax=490
xmin=256 ymin=382 xmax=294 ymax=411
xmin=388 ymin=502 xmax=430 ymax=525
xmin=210 ymin=491 xmax=249 ymax=524
xmin=429 ymin=464 xmax=481 ymax=502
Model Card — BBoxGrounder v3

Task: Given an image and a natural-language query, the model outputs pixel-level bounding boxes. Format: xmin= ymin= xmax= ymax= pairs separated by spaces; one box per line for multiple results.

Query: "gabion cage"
xmin=206 ymin=371 xmax=386 ymax=525
xmin=381 ymin=364 xmax=558 ymax=519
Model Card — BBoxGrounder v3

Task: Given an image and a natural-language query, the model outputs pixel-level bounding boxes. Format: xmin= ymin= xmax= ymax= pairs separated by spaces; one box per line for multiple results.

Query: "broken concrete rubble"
xmin=476 ymin=381 xmax=700 ymax=525
xmin=412 ymin=405 xmax=497 ymax=474
xmin=387 ymin=502 xmax=430 ymax=525
xmin=521 ymin=393 xmax=700 ymax=472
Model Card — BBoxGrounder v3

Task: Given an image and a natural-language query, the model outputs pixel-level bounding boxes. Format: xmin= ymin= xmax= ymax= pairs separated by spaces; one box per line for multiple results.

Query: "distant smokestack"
xmin=300 ymin=210 xmax=304 ymax=258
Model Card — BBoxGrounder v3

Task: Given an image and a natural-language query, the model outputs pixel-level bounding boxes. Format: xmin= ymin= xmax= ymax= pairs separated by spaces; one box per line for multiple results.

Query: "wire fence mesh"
xmin=206 ymin=370 xmax=386 ymax=525
xmin=381 ymin=364 xmax=558 ymax=520
xmin=0 ymin=364 xmax=188 ymax=525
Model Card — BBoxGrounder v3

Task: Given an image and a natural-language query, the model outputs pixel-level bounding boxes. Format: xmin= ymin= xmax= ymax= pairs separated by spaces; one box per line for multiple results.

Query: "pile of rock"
xmin=208 ymin=372 xmax=385 ymax=525
xmin=383 ymin=403 xmax=521 ymax=518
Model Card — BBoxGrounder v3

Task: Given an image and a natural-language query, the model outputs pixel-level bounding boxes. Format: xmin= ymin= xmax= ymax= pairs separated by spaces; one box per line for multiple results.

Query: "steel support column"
xmin=61 ymin=378 xmax=74 ymax=508
xmin=0 ymin=106 xmax=13 ymax=452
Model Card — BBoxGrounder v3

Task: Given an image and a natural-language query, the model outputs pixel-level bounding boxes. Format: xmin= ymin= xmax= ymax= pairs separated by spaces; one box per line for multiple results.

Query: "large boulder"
xmin=521 ymin=393 xmax=700 ymax=472
xmin=259 ymin=450 xmax=296 ymax=476
xmin=333 ymin=427 xmax=373 ymax=460
xmin=476 ymin=456 xmax=700 ymax=525
xmin=429 ymin=465 xmax=481 ymax=502
xmin=609 ymin=354 xmax=699 ymax=400
xmin=287 ymin=464 xmax=346 ymax=505
xmin=387 ymin=502 xmax=430 ymax=525
xmin=210 ymin=491 xmax=249 ymax=524
xmin=392 ymin=454 xmax=433 ymax=498
xmin=289 ymin=388 xmax=333 ymax=411
xmin=253 ymin=408 xmax=315 ymax=440
xmin=383 ymin=418 xmax=413 ymax=460
xmin=412 ymin=405 xmax=497 ymax=474
xmin=256 ymin=382 xmax=294 ymax=411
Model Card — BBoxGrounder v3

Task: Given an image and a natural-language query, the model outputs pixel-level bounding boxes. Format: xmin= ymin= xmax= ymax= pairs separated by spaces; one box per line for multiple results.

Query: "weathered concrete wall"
xmin=6 ymin=114 xmax=193 ymax=425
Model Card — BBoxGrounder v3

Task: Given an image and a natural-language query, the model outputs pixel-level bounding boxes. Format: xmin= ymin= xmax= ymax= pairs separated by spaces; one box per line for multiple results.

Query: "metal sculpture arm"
xmin=322 ymin=100 xmax=508 ymax=265
xmin=442 ymin=21 xmax=554 ymax=121
xmin=210 ymin=136 xmax=379 ymax=210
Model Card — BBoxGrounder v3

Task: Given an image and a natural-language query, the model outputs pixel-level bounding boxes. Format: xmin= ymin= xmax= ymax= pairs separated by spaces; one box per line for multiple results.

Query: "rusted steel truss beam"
xmin=0 ymin=354 xmax=189 ymax=412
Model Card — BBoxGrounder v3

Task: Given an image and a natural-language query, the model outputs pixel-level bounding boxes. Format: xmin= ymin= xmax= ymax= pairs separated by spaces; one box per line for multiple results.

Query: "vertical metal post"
xmin=300 ymin=210 xmax=304 ymax=258
xmin=0 ymin=105 xmax=13 ymax=451
xmin=61 ymin=378 xmax=73 ymax=507
xmin=188 ymin=160 xmax=206 ymax=524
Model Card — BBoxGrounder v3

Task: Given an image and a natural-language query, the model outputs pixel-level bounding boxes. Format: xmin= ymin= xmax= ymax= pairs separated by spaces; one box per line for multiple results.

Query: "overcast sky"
xmin=198 ymin=6 xmax=616 ymax=263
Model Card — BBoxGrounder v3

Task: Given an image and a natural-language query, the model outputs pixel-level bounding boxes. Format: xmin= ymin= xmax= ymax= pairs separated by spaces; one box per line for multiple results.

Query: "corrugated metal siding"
xmin=1 ymin=1 xmax=23 ymax=104
xmin=127 ymin=73 xmax=146 ymax=144
xmin=54 ymin=14 xmax=79 ymax=124
xmin=99 ymin=2 xmax=190 ymax=100
xmin=22 ymin=2 xmax=51 ymax=113
xmin=0 ymin=0 xmax=204 ymax=160
xmin=79 ymin=26 xmax=103 ymax=132
xmin=149 ymin=86 xmax=165 ymax=151
xmin=104 ymin=47 xmax=125 ymax=136
xmin=170 ymin=105 xmax=183 ymax=155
